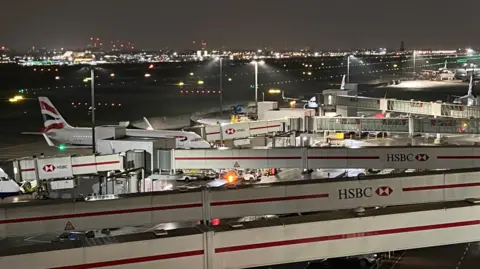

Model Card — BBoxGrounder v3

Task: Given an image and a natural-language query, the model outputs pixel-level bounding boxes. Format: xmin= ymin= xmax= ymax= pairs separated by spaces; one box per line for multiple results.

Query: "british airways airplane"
xmin=31 ymin=97 xmax=211 ymax=149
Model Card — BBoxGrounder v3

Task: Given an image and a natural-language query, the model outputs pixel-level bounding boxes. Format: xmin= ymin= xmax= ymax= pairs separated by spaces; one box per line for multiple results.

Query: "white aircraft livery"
xmin=37 ymin=97 xmax=211 ymax=149
xmin=0 ymin=168 xmax=21 ymax=199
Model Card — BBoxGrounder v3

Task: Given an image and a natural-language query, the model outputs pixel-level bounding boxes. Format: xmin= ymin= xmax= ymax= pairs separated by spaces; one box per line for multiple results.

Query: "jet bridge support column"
xmin=434 ymin=133 xmax=444 ymax=144
xmin=408 ymin=117 xmax=415 ymax=137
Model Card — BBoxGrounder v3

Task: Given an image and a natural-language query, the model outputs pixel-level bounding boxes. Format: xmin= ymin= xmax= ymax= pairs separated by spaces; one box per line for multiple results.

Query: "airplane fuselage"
xmin=47 ymin=127 xmax=211 ymax=148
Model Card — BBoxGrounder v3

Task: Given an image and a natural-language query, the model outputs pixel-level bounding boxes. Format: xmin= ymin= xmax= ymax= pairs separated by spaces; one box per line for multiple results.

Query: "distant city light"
xmin=144 ymin=73 xmax=151 ymax=78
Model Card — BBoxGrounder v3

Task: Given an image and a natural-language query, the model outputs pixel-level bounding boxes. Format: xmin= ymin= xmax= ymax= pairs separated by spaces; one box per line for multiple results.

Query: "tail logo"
xmin=40 ymin=100 xmax=65 ymax=131
xmin=40 ymin=101 xmax=59 ymax=116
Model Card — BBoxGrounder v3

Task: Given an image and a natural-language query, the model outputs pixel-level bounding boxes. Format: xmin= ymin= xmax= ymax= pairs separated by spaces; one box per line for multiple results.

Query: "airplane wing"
xmin=281 ymin=92 xmax=308 ymax=102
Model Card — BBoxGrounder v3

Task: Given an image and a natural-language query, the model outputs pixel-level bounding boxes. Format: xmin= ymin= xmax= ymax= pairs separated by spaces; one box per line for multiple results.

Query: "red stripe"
xmin=215 ymin=220 xmax=480 ymax=253
xmin=250 ymin=125 xmax=281 ymax=130
xmin=44 ymin=123 xmax=65 ymax=131
xmin=206 ymin=125 xmax=281 ymax=136
xmin=49 ymin=250 xmax=204 ymax=269
xmin=175 ymin=156 xmax=301 ymax=160
xmin=40 ymin=101 xmax=58 ymax=116
xmin=72 ymin=161 xmax=120 ymax=168
xmin=308 ymin=156 xmax=379 ymax=160
xmin=0 ymin=203 xmax=202 ymax=224
xmin=403 ymin=182 xmax=480 ymax=192
xmin=211 ymin=194 xmax=329 ymax=206
xmin=20 ymin=161 xmax=120 ymax=172
xmin=437 ymin=156 xmax=480 ymax=159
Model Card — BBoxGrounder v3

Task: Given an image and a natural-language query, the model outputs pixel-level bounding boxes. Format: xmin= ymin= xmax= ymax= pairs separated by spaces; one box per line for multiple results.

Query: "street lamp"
xmin=217 ymin=57 xmax=223 ymax=116
xmin=347 ymin=55 xmax=354 ymax=83
xmin=80 ymin=65 xmax=107 ymax=154
xmin=89 ymin=67 xmax=96 ymax=154
xmin=413 ymin=50 xmax=416 ymax=74
xmin=250 ymin=60 xmax=265 ymax=109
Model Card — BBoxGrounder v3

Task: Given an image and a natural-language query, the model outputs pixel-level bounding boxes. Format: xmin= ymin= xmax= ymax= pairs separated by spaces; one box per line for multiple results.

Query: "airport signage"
xmin=386 ymin=153 xmax=429 ymax=162
xmin=225 ymin=128 xmax=236 ymax=135
xmin=37 ymin=156 xmax=73 ymax=179
xmin=337 ymin=186 xmax=393 ymax=200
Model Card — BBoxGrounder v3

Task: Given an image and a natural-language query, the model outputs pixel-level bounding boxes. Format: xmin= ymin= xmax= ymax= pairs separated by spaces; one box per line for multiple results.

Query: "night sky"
xmin=1 ymin=0 xmax=478 ymax=50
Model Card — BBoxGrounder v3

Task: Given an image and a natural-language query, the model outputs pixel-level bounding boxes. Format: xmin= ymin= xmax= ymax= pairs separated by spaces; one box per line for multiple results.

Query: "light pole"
xmin=413 ymin=50 xmax=416 ymax=74
xmin=251 ymin=60 xmax=265 ymax=110
xmin=90 ymin=68 xmax=96 ymax=154
xmin=219 ymin=57 xmax=223 ymax=116
xmin=347 ymin=55 xmax=353 ymax=83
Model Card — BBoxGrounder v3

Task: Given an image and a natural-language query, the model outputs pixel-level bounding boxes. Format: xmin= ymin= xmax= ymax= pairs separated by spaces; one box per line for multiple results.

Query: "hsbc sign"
xmin=43 ymin=164 xmax=56 ymax=172
xmin=225 ymin=128 xmax=236 ymax=135
xmin=386 ymin=153 xmax=429 ymax=162
xmin=338 ymin=186 xmax=393 ymax=200
xmin=37 ymin=157 xmax=73 ymax=179
xmin=225 ymin=128 xmax=247 ymax=135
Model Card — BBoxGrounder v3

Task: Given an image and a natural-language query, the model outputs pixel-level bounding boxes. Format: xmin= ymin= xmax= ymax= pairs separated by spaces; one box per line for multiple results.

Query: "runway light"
xmin=268 ymin=89 xmax=281 ymax=94
xmin=145 ymin=73 xmax=151 ymax=78
xmin=110 ymin=73 xmax=115 ymax=77
xmin=55 ymin=76 xmax=60 ymax=80
xmin=198 ymin=80 xmax=204 ymax=85
xmin=228 ymin=78 xmax=232 ymax=81
xmin=178 ymin=82 xmax=184 ymax=86
xmin=189 ymin=72 xmax=194 ymax=76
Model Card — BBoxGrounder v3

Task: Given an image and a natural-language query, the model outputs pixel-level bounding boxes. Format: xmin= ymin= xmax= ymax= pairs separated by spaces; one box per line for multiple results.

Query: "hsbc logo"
xmin=43 ymin=164 xmax=56 ymax=172
xmin=225 ymin=128 xmax=236 ymax=135
xmin=376 ymin=186 xmax=393 ymax=196
xmin=338 ymin=186 xmax=393 ymax=199
xmin=415 ymin=154 xmax=429 ymax=161
xmin=386 ymin=153 xmax=429 ymax=162
xmin=42 ymin=164 xmax=68 ymax=173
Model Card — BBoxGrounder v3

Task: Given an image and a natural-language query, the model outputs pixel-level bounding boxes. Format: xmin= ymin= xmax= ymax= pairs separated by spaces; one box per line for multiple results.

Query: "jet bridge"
xmin=4 ymin=201 xmax=480 ymax=269
xmin=172 ymin=146 xmax=480 ymax=170
xmin=336 ymin=95 xmax=480 ymax=118
xmin=2 ymin=168 xmax=480 ymax=238
xmin=311 ymin=117 xmax=479 ymax=135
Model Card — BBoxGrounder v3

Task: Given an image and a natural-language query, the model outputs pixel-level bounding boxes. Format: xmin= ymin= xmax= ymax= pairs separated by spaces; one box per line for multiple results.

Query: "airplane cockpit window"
xmin=1 ymin=177 xmax=9 ymax=181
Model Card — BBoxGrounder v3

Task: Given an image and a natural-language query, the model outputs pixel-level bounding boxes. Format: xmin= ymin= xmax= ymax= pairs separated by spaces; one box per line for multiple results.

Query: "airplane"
xmin=282 ymin=75 xmax=346 ymax=108
xmin=28 ymin=97 xmax=212 ymax=149
xmin=453 ymin=76 xmax=476 ymax=106
xmin=423 ymin=60 xmax=452 ymax=74
xmin=0 ymin=168 xmax=22 ymax=199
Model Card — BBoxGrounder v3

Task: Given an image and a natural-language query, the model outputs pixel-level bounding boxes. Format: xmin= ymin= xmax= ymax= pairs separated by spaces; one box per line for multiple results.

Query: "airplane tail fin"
xmin=38 ymin=97 xmax=73 ymax=131
xmin=340 ymin=75 xmax=346 ymax=90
